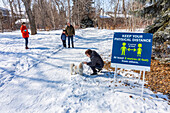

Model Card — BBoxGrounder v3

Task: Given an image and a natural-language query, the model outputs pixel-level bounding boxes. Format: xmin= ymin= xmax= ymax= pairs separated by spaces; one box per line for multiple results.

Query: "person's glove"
xmin=28 ymin=32 xmax=30 ymax=34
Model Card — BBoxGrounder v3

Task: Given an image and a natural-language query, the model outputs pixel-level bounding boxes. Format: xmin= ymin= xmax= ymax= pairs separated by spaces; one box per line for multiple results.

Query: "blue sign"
xmin=111 ymin=32 xmax=153 ymax=71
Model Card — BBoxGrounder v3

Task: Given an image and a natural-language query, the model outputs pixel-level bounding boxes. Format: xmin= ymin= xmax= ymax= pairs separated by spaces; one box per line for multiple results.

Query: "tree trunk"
xmin=8 ymin=0 xmax=15 ymax=30
xmin=49 ymin=0 xmax=56 ymax=29
xmin=67 ymin=0 xmax=71 ymax=23
xmin=114 ymin=0 xmax=119 ymax=26
xmin=122 ymin=0 xmax=126 ymax=18
xmin=38 ymin=0 xmax=46 ymax=30
xmin=0 ymin=12 xmax=3 ymax=33
xmin=55 ymin=1 xmax=61 ymax=27
xmin=78 ymin=1 xmax=80 ymax=27
xmin=122 ymin=0 xmax=127 ymax=29
xmin=22 ymin=0 xmax=37 ymax=35
xmin=17 ymin=0 xmax=22 ymax=19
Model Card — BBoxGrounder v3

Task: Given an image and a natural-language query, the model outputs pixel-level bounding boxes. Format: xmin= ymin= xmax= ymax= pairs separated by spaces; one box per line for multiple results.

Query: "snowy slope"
xmin=0 ymin=28 xmax=169 ymax=113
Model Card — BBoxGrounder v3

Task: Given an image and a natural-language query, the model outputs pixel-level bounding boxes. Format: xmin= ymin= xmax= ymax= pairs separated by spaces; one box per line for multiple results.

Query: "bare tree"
xmin=8 ymin=0 xmax=16 ymax=30
xmin=22 ymin=0 xmax=37 ymax=35
xmin=38 ymin=0 xmax=47 ymax=30
xmin=0 ymin=12 xmax=3 ymax=33
xmin=67 ymin=0 xmax=71 ymax=23
xmin=52 ymin=0 xmax=67 ymax=28
xmin=122 ymin=0 xmax=127 ymax=28
xmin=17 ymin=0 xmax=22 ymax=18
xmin=1 ymin=0 xmax=150 ymax=31
xmin=49 ymin=0 xmax=55 ymax=29
xmin=114 ymin=0 xmax=119 ymax=25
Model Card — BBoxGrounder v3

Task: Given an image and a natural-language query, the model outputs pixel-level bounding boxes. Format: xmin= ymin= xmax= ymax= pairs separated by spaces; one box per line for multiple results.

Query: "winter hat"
xmin=22 ymin=22 xmax=26 ymax=25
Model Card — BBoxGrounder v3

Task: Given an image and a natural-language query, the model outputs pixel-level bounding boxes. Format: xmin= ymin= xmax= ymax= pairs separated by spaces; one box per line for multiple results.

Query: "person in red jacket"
xmin=20 ymin=22 xmax=29 ymax=49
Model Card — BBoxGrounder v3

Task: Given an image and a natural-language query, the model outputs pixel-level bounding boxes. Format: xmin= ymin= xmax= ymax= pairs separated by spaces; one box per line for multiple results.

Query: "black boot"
xmin=90 ymin=66 xmax=97 ymax=75
xmin=25 ymin=46 xmax=29 ymax=49
xmin=90 ymin=72 xmax=97 ymax=75
xmin=72 ymin=42 xmax=74 ymax=48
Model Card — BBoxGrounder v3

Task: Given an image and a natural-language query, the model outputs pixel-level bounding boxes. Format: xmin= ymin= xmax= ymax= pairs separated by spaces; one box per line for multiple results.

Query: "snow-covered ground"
xmin=0 ymin=28 xmax=169 ymax=113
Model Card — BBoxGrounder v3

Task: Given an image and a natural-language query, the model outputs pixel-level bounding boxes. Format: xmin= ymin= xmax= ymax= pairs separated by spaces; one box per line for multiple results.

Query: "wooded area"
xmin=0 ymin=0 xmax=154 ymax=31
xmin=0 ymin=0 xmax=169 ymax=46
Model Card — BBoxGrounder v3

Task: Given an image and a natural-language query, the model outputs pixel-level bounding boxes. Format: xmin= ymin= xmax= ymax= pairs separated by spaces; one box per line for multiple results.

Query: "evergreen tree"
xmin=134 ymin=0 xmax=170 ymax=44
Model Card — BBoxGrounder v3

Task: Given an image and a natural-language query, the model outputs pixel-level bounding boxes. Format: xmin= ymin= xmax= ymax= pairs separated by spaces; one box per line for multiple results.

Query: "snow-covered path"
xmin=0 ymin=28 xmax=169 ymax=113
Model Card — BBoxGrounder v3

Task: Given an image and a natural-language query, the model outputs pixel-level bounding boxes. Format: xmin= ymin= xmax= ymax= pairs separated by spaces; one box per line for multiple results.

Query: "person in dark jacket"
xmin=83 ymin=49 xmax=104 ymax=75
xmin=20 ymin=22 xmax=29 ymax=49
xmin=65 ymin=22 xmax=75 ymax=48
xmin=61 ymin=30 xmax=67 ymax=48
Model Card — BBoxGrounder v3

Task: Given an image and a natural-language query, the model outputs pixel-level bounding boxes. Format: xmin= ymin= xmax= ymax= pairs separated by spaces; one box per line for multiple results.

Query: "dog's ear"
xmin=70 ymin=63 xmax=75 ymax=75
xmin=72 ymin=63 xmax=75 ymax=66
xmin=78 ymin=62 xmax=83 ymax=75
xmin=74 ymin=66 xmax=77 ymax=74
xmin=79 ymin=62 xmax=83 ymax=69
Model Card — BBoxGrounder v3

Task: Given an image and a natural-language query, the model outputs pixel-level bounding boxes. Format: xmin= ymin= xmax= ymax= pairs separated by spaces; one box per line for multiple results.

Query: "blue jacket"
xmin=61 ymin=33 xmax=66 ymax=40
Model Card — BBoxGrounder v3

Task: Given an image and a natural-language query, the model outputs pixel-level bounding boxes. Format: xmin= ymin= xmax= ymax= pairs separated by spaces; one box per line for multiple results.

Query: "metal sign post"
xmin=113 ymin=65 xmax=117 ymax=92
xmin=138 ymin=70 xmax=142 ymax=83
xmin=141 ymin=69 xmax=146 ymax=97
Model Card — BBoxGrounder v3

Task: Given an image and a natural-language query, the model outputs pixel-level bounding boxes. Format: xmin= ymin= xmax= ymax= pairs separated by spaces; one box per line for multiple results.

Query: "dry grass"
xmin=145 ymin=59 xmax=170 ymax=95
xmin=103 ymin=59 xmax=170 ymax=102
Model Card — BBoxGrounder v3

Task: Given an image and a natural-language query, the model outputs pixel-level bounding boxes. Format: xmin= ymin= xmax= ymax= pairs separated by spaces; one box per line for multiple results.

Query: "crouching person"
xmin=83 ymin=49 xmax=104 ymax=75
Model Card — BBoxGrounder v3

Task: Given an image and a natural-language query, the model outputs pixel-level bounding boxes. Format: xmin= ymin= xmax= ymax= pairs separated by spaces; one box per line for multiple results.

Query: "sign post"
xmin=111 ymin=32 xmax=153 ymax=97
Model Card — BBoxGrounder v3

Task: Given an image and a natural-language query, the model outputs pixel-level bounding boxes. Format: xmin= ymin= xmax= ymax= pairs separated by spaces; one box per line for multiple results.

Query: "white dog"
xmin=70 ymin=62 xmax=83 ymax=75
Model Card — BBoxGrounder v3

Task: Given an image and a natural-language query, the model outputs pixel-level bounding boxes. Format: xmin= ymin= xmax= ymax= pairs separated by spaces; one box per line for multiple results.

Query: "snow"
xmin=0 ymin=28 xmax=169 ymax=113
xmin=100 ymin=11 xmax=132 ymax=19
xmin=15 ymin=19 xmax=29 ymax=24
